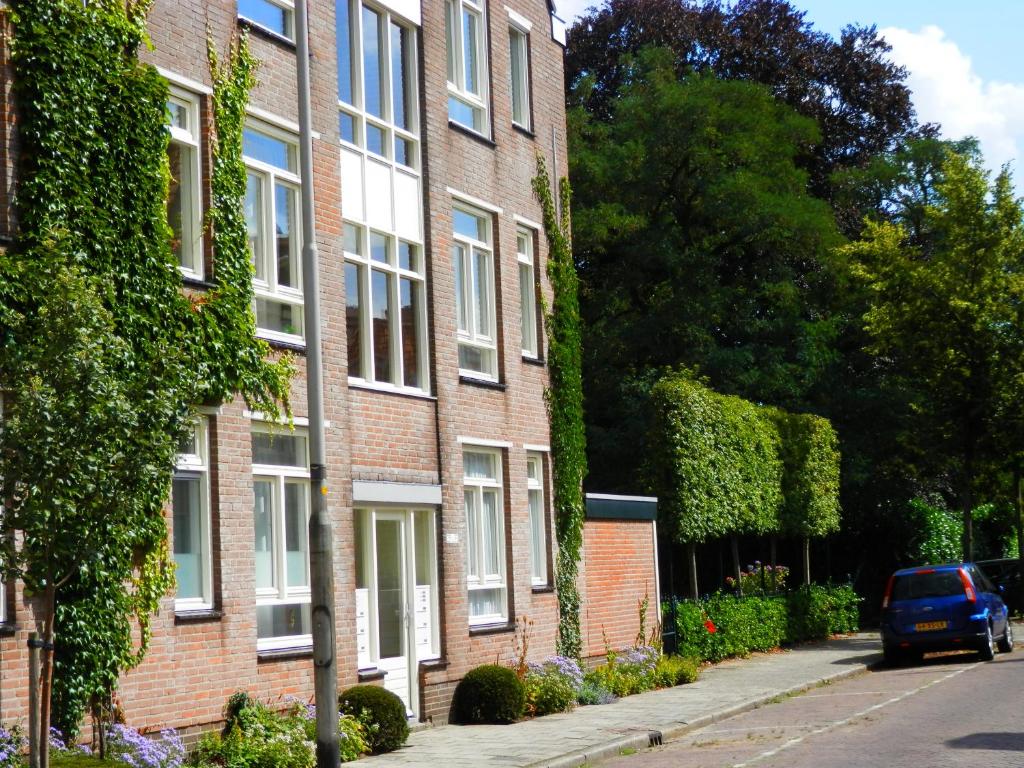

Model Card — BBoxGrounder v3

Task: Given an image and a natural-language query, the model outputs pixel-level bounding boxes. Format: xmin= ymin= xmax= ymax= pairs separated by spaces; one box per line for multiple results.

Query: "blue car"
xmin=880 ymin=563 xmax=1013 ymax=665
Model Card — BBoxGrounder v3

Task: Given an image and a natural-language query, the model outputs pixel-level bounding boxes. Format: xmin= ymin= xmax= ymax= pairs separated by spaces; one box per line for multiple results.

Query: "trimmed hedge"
xmin=453 ymin=665 xmax=525 ymax=724
xmin=338 ymin=685 xmax=408 ymax=754
xmin=649 ymin=375 xmax=783 ymax=544
xmin=672 ymin=585 xmax=861 ymax=663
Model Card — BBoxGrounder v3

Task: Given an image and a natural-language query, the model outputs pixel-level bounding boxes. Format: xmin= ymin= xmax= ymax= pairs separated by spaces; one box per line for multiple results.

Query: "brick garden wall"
xmin=581 ymin=519 xmax=660 ymax=660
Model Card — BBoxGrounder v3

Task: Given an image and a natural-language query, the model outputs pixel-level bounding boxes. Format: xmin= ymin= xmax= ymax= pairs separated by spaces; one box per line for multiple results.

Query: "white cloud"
xmin=881 ymin=25 xmax=1024 ymax=178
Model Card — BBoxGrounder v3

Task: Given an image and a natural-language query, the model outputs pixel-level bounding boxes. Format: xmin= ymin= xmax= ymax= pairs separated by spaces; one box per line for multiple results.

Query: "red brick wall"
xmin=0 ymin=0 xmax=569 ymax=735
xmin=581 ymin=520 xmax=659 ymax=660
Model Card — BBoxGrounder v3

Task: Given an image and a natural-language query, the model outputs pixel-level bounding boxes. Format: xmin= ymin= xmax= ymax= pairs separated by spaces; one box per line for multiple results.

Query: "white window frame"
xmin=252 ymin=427 xmax=312 ymax=651
xmin=508 ymin=23 xmax=531 ymax=131
xmin=453 ymin=205 xmax=498 ymax=380
xmin=517 ymin=226 xmax=539 ymax=358
xmin=344 ymin=225 xmax=430 ymax=393
xmin=446 ymin=0 xmax=491 ymax=136
xmin=243 ymin=121 xmax=305 ymax=344
xmin=167 ymin=87 xmax=204 ymax=280
xmin=173 ymin=417 xmax=213 ymax=611
xmin=526 ymin=452 xmax=548 ymax=586
xmin=238 ymin=0 xmax=296 ymax=41
xmin=339 ymin=0 xmax=422 ymax=170
xmin=463 ymin=448 xmax=507 ymax=626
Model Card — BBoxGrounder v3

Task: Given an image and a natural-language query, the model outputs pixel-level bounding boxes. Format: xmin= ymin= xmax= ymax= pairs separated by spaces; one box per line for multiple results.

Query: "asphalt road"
xmin=596 ymin=646 xmax=1024 ymax=768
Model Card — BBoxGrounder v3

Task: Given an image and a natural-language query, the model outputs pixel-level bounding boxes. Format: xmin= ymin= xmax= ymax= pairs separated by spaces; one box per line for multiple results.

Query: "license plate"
xmin=914 ymin=621 xmax=948 ymax=632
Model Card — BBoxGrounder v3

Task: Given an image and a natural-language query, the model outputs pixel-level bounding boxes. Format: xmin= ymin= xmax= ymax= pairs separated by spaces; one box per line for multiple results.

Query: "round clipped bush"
xmin=453 ymin=665 xmax=526 ymax=724
xmin=339 ymin=684 xmax=409 ymax=754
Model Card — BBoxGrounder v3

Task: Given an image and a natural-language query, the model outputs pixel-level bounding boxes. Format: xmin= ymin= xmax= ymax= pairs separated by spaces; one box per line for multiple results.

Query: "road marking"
xmin=731 ymin=663 xmax=981 ymax=768
xmin=800 ymin=691 xmax=892 ymax=698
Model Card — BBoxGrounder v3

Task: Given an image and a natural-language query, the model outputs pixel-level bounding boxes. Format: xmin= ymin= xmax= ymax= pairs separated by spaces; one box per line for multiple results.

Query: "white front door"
xmin=355 ymin=509 xmax=439 ymax=717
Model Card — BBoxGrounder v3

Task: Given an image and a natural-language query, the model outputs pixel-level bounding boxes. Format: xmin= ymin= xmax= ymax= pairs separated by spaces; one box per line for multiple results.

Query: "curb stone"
xmin=527 ymin=652 xmax=883 ymax=768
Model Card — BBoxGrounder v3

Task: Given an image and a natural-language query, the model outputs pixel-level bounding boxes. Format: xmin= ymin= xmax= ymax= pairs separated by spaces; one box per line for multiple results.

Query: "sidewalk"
xmin=368 ymin=634 xmax=881 ymax=768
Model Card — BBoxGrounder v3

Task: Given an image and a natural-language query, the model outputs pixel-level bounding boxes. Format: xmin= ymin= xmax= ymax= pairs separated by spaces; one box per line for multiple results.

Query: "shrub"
xmin=453 ymin=665 xmax=526 ymax=724
xmin=654 ymin=655 xmax=701 ymax=687
xmin=726 ymin=562 xmax=789 ymax=595
xmin=338 ymin=685 xmax=409 ymax=754
xmin=285 ymin=698 xmax=368 ymax=763
xmin=0 ymin=726 xmax=25 ymax=768
xmin=672 ymin=585 xmax=861 ymax=664
xmin=188 ymin=697 xmax=314 ymax=768
xmin=106 ymin=725 xmax=185 ymax=768
xmin=524 ymin=656 xmax=582 ymax=716
xmin=588 ymin=645 xmax=661 ymax=697
xmin=576 ymin=680 xmax=617 ymax=706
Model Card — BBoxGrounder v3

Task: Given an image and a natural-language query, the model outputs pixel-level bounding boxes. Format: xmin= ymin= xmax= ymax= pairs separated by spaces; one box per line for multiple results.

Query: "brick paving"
xmin=364 ymin=634 xmax=882 ymax=768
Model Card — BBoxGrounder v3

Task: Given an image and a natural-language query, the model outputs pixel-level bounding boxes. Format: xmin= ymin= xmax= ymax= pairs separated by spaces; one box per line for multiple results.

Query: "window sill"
xmin=238 ymin=16 xmax=297 ymax=50
xmin=469 ymin=621 xmax=515 ymax=637
xmin=260 ymin=335 xmax=307 ymax=354
xmin=448 ymin=120 xmax=497 ymax=148
xmin=459 ymin=375 xmax=506 ymax=391
xmin=531 ymin=585 xmax=555 ymax=594
xmin=348 ymin=379 xmax=437 ymax=401
xmin=0 ymin=623 xmax=16 ymax=638
xmin=174 ymin=608 xmax=223 ymax=624
xmin=522 ymin=355 xmax=546 ymax=367
xmin=181 ymin=274 xmax=216 ymax=291
xmin=419 ymin=657 xmax=448 ymax=672
xmin=357 ymin=667 xmax=386 ymax=682
xmin=512 ymin=123 xmax=535 ymax=140
xmin=257 ymin=645 xmax=313 ymax=662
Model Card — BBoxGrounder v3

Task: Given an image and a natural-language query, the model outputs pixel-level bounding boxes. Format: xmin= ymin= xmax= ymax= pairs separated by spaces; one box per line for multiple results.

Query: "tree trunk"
xmin=770 ymin=536 xmax=778 ymax=592
xmin=802 ymin=536 xmax=811 ymax=587
xmin=731 ymin=536 xmax=742 ymax=596
xmin=29 ymin=632 xmax=40 ymax=768
xmin=686 ymin=542 xmax=698 ymax=600
xmin=962 ymin=485 xmax=974 ymax=562
xmin=39 ymin=583 xmax=56 ymax=768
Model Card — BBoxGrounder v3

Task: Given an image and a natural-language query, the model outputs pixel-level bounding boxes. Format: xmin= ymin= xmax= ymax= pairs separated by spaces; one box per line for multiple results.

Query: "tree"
xmin=0 ymin=2 xmax=289 ymax=759
xmin=842 ymin=149 xmax=1024 ymax=561
xmin=567 ymin=0 xmax=928 ymax=229
xmin=648 ymin=374 xmax=782 ymax=597
xmin=772 ymin=411 xmax=841 ymax=584
xmin=572 ymin=50 xmax=842 ymax=492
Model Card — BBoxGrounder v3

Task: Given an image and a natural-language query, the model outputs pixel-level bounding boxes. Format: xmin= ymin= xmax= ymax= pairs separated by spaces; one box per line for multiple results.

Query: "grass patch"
xmin=39 ymin=755 xmax=122 ymax=767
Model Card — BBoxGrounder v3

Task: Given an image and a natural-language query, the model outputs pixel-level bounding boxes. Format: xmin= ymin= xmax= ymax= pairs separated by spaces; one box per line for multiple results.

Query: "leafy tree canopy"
xmin=841 ymin=149 xmax=1024 ymax=558
xmin=567 ymin=0 xmax=928 ymax=227
xmin=572 ymin=50 xmax=842 ymax=490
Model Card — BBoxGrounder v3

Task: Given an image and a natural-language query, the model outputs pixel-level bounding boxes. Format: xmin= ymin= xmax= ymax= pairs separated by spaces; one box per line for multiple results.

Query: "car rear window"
xmin=891 ymin=571 xmax=964 ymax=601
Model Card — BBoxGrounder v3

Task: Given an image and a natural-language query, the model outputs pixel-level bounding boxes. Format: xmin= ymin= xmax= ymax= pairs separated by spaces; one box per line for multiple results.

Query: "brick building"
xmin=0 ymin=0 xmax=661 ymax=737
xmin=0 ymin=0 xmax=577 ymax=730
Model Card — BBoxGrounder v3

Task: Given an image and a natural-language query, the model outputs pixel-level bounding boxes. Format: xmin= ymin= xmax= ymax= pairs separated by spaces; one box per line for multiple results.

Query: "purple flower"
xmin=106 ymin=724 xmax=185 ymax=768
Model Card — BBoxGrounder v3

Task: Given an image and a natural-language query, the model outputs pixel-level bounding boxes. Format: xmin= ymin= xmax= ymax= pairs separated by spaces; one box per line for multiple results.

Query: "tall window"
xmin=464 ymin=449 xmax=506 ymax=625
xmin=345 ymin=225 xmax=428 ymax=390
xmin=244 ymin=124 xmax=304 ymax=342
xmin=453 ymin=206 xmax=497 ymax=379
xmin=174 ymin=418 xmax=213 ymax=610
xmin=338 ymin=0 xmax=419 ymax=168
xmin=252 ymin=428 xmax=311 ymax=650
xmin=167 ymin=90 xmax=203 ymax=279
xmin=238 ymin=0 xmax=295 ymax=40
xmin=508 ymin=25 xmax=531 ymax=130
xmin=446 ymin=0 xmax=489 ymax=135
xmin=517 ymin=227 xmax=539 ymax=358
xmin=338 ymin=1 xmax=427 ymax=390
xmin=526 ymin=453 xmax=548 ymax=586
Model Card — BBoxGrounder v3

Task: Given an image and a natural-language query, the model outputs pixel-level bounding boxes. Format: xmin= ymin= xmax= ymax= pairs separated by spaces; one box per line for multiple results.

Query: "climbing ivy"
xmin=0 ymin=0 xmax=289 ymax=740
xmin=532 ymin=156 xmax=587 ymax=659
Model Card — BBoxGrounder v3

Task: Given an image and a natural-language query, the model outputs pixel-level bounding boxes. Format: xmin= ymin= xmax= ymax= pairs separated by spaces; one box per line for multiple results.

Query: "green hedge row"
xmin=672 ymin=585 xmax=860 ymax=663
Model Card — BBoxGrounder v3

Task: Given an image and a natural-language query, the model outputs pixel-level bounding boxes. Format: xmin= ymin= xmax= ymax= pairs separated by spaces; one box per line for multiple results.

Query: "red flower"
xmin=704 ymin=619 xmax=717 ymax=634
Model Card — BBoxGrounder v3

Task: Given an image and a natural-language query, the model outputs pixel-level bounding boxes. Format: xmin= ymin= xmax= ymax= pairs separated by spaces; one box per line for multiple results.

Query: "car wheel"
xmin=998 ymin=621 xmax=1014 ymax=653
xmin=979 ymin=622 xmax=996 ymax=661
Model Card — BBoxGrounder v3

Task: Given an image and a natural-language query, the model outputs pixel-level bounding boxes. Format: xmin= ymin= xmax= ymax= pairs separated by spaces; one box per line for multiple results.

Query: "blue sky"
xmin=558 ymin=1 xmax=1024 ymax=181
